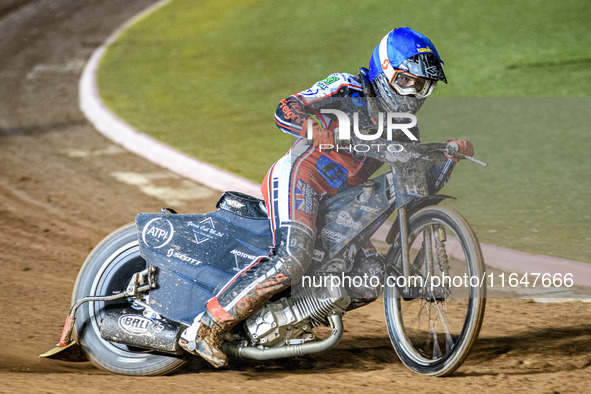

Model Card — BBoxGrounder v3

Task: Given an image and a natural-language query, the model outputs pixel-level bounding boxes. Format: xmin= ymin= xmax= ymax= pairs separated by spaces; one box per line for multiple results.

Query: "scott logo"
xmin=118 ymin=314 xmax=164 ymax=336
xmin=142 ymin=218 xmax=174 ymax=249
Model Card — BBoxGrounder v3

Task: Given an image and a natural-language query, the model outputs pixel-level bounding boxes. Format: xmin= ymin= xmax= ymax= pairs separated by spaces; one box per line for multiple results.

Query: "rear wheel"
xmin=384 ymin=206 xmax=486 ymax=376
xmin=73 ymin=223 xmax=187 ymax=376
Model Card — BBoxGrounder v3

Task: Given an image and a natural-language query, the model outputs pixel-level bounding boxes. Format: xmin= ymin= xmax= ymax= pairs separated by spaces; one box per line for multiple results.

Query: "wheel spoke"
xmin=432 ymin=331 xmax=442 ymax=359
xmin=432 ymin=298 xmax=454 ymax=353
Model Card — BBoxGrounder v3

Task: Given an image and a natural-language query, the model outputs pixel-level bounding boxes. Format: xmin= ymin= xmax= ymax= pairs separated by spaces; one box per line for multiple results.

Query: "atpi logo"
xmin=142 ymin=218 xmax=174 ymax=249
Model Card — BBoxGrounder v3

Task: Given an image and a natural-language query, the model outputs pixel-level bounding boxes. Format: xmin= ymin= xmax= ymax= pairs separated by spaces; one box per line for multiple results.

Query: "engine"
xmin=244 ymin=284 xmax=350 ymax=348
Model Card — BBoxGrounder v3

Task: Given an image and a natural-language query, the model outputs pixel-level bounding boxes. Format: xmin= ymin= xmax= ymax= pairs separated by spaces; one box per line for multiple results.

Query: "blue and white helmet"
xmin=368 ymin=27 xmax=447 ymax=113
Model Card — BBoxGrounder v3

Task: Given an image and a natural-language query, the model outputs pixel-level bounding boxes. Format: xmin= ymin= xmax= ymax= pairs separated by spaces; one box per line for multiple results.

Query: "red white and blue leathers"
xmin=267 ymin=72 xmax=391 ymax=234
xmin=205 ymin=72 xmax=420 ymax=327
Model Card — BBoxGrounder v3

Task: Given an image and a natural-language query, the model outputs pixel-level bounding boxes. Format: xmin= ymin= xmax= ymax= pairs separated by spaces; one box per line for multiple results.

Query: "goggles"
xmin=389 ymin=70 xmax=436 ymax=99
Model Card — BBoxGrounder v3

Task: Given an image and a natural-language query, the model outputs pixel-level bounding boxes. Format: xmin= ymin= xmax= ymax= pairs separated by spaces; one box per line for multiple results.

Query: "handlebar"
xmin=326 ymin=130 xmax=489 ymax=167
xmin=443 ymin=145 xmax=488 ymax=167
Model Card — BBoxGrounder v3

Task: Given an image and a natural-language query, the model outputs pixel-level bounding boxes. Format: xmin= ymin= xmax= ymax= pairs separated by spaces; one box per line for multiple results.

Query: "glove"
xmin=445 ymin=139 xmax=474 ymax=162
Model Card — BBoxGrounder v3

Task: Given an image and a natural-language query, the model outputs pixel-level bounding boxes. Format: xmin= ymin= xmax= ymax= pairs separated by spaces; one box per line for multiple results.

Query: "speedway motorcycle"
xmin=42 ymin=138 xmax=487 ymax=377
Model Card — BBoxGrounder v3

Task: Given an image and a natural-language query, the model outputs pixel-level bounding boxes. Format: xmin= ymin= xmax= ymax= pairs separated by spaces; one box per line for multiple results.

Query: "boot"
xmin=179 ymin=311 xmax=228 ymax=368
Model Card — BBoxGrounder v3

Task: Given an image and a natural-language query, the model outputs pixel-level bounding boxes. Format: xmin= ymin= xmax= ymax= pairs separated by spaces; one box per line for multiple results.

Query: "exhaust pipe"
xmin=222 ymin=313 xmax=344 ymax=360
xmin=100 ymin=308 xmax=185 ymax=354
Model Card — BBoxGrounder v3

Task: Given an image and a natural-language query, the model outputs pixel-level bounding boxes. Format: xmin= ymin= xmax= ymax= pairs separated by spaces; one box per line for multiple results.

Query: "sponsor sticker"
xmin=294 ymin=179 xmax=319 ymax=215
xmin=167 ymin=248 xmax=202 ymax=266
xmin=231 ymin=249 xmax=258 ymax=261
xmin=188 ymin=217 xmax=224 ymax=245
xmin=312 ymin=249 xmax=326 ymax=262
xmin=118 ymin=314 xmax=164 ymax=337
xmin=336 ymin=211 xmax=361 ymax=230
xmin=321 ymin=228 xmax=347 ymax=243
xmin=142 ymin=218 xmax=174 ymax=249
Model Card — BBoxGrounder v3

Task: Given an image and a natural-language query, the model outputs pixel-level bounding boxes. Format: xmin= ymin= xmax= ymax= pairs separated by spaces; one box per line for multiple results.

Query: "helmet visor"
xmin=390 ymin=70 xmax=436 ymax=99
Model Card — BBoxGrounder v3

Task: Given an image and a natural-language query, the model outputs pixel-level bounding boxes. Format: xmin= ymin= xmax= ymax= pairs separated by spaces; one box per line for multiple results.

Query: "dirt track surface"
xmin=0 ymin=1 xmax=589 ymax=392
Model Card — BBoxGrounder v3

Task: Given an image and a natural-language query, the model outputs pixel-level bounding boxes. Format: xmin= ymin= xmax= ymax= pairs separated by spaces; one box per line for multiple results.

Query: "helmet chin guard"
xmin=371 ymin=73 xmax=426 ymax=114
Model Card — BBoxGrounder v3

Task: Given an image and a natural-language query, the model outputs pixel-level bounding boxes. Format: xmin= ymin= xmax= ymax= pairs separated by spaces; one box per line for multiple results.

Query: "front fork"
xmin=398 ymin=206 xmax=411 ymax=292
xmin=395 ymin=206 xmax=449 ymax=299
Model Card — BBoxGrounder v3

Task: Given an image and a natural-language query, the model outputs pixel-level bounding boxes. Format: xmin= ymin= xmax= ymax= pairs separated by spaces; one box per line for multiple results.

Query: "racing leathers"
xmin=185 ymin=71 xmax=458 ymax=367
xmin=204 ymin=70 xmax=441 ymax=330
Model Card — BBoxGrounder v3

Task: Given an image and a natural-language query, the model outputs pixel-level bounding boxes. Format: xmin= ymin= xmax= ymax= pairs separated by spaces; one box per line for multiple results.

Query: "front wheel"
xmin=72 ymin=223 xmax=187 ymax=376
xmin=384 ymin=206 xmax=486 ymax=376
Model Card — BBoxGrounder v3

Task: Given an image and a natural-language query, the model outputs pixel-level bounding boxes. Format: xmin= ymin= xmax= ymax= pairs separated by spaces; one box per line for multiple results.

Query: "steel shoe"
xmin=179 ymin=312 xmax=228 ymax=368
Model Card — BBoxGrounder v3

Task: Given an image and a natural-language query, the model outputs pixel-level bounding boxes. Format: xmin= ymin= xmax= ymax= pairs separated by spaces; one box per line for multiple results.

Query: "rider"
xmin=179 ymin=27 xmax=474 ymax=367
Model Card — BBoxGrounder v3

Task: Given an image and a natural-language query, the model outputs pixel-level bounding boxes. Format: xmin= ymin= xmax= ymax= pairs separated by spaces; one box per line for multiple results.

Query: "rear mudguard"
xmin=137 ymin=201 xmax=273 ymax=325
